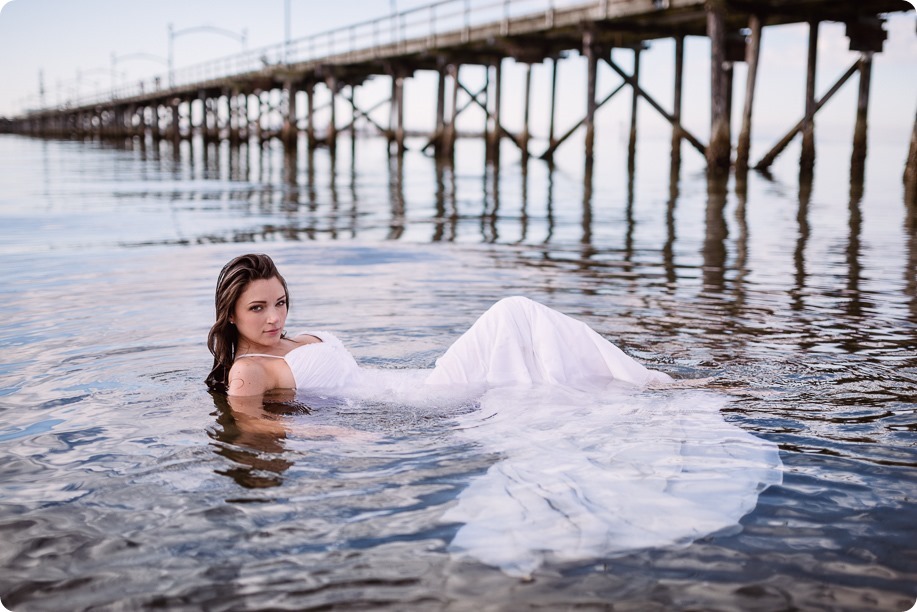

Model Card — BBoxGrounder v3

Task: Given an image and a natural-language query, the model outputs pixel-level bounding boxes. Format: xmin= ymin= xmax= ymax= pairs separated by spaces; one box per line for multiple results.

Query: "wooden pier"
xmin=4 ymin=0 xmax=914 ymax=185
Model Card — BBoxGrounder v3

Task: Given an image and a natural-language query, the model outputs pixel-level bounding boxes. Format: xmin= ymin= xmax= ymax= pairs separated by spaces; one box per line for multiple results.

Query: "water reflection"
xmin=389 ymin=152 xmax=405 ymax=240
xmin=663 ymin=144 xmax=680 ymax=287
xmin=702 ymin=174 xmax=728 ymax=292
xmin=793 ymin=172 xmax=812 ymax=314
xmin=907 ymin=197 xmax=917 ymax=321
xmin=29 ymin=132 xmax=915 ymax=340
xmin=210 ymin=392 xmax=293 ymax=489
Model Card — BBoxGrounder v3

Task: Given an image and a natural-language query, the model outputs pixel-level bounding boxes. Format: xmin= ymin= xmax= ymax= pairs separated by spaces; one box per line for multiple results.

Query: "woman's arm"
xmin=227 ymin=358 xmax=271 ymax=397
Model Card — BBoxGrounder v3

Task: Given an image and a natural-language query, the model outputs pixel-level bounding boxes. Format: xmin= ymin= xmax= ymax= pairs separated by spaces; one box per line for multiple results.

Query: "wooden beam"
xmin=628 ymin=47 xmax=642 ymax=162
xmin=672 ymin=34 xmax=684 ymax=150
xmin=549 ymin=57 xmax=559 ymax=150
xmin=522 ymin=63 xmax=532 ymax=159
xmin=850 ymin=52 xmax=872 ymax=177
xmin=605 ymin=57 xmax=707 ymax=156
xmin=800 ymin=20 xmax=819 ymax=173
xmin=540 ymin=82 xmax=627 ymax=160
xmin=755 ymin=58 xmax=860 ymax=170
xmin=584 ymin=31 xmax=598 ymax=160
xmin=905 ymin=105 xmax=917 ymax=205
xmin=453 ymin=78 xmax=525 ymax=151
xmin=736 ymin=14 xmax=762 ymax=175
xmin=328 ymin=76 xmax=338 ymax=151
xmin=707 ymin=0 xmax=731 ymax=173
xmin=282 ymin=80 xmax=298 ymax=147
xmin=434 ymin=62 xmax=447 ymax=157
xmin=447 ymin=64 xmax=460 ymax=157
xmin=305 ymin=83 xmax=315 ymax=147
xmin=489 ymin=59 xmax=502 ymax=158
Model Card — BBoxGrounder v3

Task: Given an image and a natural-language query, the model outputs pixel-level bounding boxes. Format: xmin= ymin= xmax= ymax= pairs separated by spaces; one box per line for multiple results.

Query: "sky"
xmin=0 ymin=0 xmax=914 ymax=148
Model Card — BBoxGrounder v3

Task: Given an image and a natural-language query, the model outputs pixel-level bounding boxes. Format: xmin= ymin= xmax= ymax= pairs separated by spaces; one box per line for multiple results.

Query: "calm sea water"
xmin=0 ymin=131 xmax=915 ymax=610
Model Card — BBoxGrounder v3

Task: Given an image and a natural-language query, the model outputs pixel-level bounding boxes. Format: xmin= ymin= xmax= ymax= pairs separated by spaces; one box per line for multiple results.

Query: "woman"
xmin=205 ymin=254 xmax=781 ymax=577
xmin=206 ymin=253 xmax=673 ymax=398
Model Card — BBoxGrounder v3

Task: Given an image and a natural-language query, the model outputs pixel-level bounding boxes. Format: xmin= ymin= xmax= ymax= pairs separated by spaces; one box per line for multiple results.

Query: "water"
xmin=0 ymin=132 xmax=915 ymax=610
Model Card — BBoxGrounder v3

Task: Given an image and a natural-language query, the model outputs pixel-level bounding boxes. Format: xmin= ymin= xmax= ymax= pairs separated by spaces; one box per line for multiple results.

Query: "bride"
xmin=206 ymin=253 xmax=673 ymax=397
xmin=206 ymin=253 xmax=782 ymax=577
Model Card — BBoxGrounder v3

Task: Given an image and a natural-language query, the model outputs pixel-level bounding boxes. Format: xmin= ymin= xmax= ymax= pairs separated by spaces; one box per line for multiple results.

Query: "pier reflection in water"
xmin=0 ymin=130 xmax=915 ymax=610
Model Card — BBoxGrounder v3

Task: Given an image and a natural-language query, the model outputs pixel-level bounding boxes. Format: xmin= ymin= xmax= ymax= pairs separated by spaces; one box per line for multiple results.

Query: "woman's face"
xmin=232 ymin=277 xmax=288 ymax=350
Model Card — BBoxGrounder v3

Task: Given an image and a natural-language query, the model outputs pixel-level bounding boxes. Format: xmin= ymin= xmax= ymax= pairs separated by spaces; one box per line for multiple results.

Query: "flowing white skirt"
xmin=308 ymin=297 xmax=783 ymax=577
xmin=425 ymin=296 xmax=673 ymax=389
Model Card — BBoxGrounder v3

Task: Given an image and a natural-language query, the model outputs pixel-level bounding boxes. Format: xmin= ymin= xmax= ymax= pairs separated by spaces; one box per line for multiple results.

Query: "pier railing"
xmin=38 ymin=0 xmax=598 ymax=113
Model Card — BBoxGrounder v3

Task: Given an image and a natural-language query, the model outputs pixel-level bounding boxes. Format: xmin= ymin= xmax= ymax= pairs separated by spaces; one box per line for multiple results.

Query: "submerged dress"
xmin=239 ymin=296 xmax=782 ymax=577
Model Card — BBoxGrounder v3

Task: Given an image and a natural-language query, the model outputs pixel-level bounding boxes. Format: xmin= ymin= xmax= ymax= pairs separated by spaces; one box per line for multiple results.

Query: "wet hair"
xmin=206 ymin=254 xmax=290 ymax=393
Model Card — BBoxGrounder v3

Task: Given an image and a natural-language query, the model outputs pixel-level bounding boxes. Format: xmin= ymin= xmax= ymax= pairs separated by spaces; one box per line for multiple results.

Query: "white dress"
xmin=273 ymin=296 xmax=673 ymax=393
xmin=244 ymin=296 xmax=782 ymax=577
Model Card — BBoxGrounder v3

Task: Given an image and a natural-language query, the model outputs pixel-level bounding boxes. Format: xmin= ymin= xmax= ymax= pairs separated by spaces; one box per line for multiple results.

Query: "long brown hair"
xmin=206 ymin=254 xmax=290 ymax=393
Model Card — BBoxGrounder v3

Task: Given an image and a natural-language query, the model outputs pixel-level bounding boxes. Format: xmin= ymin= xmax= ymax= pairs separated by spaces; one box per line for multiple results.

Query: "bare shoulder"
xmin=227 ymin=358 xmax=270 ymax=396
xmin=290 ymin=332 xmax=323 ymax=345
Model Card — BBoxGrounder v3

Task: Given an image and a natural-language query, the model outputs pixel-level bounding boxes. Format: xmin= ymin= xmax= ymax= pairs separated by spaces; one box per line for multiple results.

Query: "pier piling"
xmin=851 ymin=52 xmax=873 ymax=178
xmin=628 ymin=47 xmax=642 ymax=166
xmin=736 ymin=14 xmax=762 ymax=176
xmin=671 ymin=35 xmax=685 ymax=168
xmin=800 ymin=21 xmax=820 ymax=176
xmin=706 ymin=0 xmax=731 ymax=174
xmin=584 ymin=31 xmax=598 ymax=161
xmin=906 ymin=107 xmax=917 ymax=206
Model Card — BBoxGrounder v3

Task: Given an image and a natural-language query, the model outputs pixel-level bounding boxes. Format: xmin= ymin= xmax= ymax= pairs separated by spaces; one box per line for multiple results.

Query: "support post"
xmin=240 ymin=93 xmax=249 ymax=140
xmin=488 ymin=59 xmax=502 ymax=159
xmin=229 ymin=89 xmax=240 ymax=143
xmin=388 ymin=71 xmax=397 ymax=150
xmin=434 ymin=62 xmax=447 ymax=157
xmin=905 ymin=106 xmax=917 ymax=205
xmin=800 ymin=21 xmax=820 ymax=174
xmin=584 ymin=31 xmax=598 ymax=160
xmin=328 ymin=76 xmax=338 ymax=152
xmin=522 ymin=63 xmax=532 ymax=160
xmin=207 ymin=97 xmax=217 ymax=141
xmin=736 ymin=14 xmax=762 ymax=175
xmin=171 ymin=101 xmax=181 ymax=141
xmin=305 ymin=83 xmax=315 ymax=147
xmin=851 ymin=53 xmax=872 ymax=177
xmin=672 ymin=35 xmax=685 ymax=161
xmin=349 ymin=86 xmax=358 ymax=150
xmin=150 ymin=104 xmax=161 ymax=140
xmin=447 ymin=64 xmax=460 ymax=157
xmin=549 ymin=57 xmax=559 ymax=151
xmin=282 ymin=80 xmax=298 ymax=148
xmin=482 ymin=64 xmax=491 ymax=152
xmin=628 ymin=47 xmax=642 ymax=164
xmin=706 ymin=0 xmax=731 ymax=173
xmin=395 ymin=72 xmax=405 ymax=154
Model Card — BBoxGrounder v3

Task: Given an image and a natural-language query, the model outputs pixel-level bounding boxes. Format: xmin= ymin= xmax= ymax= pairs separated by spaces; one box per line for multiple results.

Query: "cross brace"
xmin=755 ymin=58 xmax=861 ymax=170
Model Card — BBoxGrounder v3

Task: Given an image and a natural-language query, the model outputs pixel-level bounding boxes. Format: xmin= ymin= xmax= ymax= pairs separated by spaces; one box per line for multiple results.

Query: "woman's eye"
xmin=277 ymin=300 xmax=287 ymax=308
xmin=250 ymin=305 xmax=262 ymax=312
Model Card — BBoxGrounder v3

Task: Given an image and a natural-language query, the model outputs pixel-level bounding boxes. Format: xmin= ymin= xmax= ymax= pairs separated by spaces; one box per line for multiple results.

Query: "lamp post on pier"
xmin=168 ymin=23 xmax=247 ymax=87
xmin=282 ymin=0 xmax=312 ymax=64
xmin=390 ymin=0 xmax=398 ymax=44
xmin=284 ymin=0 xmax=291 ymax=63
